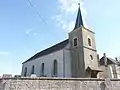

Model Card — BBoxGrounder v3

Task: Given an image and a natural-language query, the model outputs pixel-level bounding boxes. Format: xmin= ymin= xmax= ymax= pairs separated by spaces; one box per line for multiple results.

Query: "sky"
xmin=0 ymin=0 xmax=120 ymax=76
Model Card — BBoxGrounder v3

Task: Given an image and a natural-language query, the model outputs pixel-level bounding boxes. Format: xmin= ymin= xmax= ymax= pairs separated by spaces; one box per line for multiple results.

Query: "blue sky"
xmin=0 ymin=0 xmax=120 ymax=75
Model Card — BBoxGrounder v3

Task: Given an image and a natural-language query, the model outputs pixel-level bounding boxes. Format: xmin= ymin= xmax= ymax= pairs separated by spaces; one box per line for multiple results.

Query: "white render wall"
xmin=22 ymin=49 xmax=72 ymax=77
xmin=63 ymin=44 xmax=71 ymax=77
xmin=115 ymin=65 xmax=120 ymax=78
xmin=22 ymin=50 xmax=64 ymax=77
xmin=98 ymin=65 xmax=119 ymax=79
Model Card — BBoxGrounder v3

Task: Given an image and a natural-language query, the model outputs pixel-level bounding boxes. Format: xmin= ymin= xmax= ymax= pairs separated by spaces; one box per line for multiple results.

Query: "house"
xmin=98 ymin=53 xmax=120 ymax=78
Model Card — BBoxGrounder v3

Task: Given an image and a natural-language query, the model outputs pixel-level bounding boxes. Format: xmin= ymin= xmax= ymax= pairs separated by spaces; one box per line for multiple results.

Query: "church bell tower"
xmin=69 ymin=4 xmax=100 ymax=78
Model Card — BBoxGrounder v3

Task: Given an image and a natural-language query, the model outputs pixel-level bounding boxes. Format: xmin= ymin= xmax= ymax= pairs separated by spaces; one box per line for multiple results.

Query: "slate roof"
xmin=23 ymin=39 xmax=69 ymax=64
xmin=86 ymin=66 xmax=103 ymax=72
xmin=74 ymin=5 xmax=84 ymax=30
xmin=99 ymin=57 xmax=116 ymax=65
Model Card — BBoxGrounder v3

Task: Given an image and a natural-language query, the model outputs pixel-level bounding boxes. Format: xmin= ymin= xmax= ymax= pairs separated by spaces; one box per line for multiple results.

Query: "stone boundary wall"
xmin=0 ymin=77 xmax=120 ymax=90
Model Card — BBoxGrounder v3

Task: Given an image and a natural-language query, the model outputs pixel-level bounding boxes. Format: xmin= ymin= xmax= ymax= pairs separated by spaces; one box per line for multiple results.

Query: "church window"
xmin=31 ymin=65 xmax=35 ymax=74
xmin=41 ymin=63 xmax=44 ymax=76
xmin=90 ymin=55 xmax=93 ymax=60
xmin=53 ymin=60 xmax=57 ymax=76
xmin=73 ymin=38 xmax=78 ymax=47
xmin=88 ymin=38 xmax=92 ymax=46
xmin=24 ymin=67 xmax=27 ymax=77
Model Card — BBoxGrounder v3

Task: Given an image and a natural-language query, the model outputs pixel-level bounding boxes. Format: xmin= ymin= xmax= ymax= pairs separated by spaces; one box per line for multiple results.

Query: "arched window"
xmin=53 ymin=60 xmax=57 ymax=76
xmin=73 ymin=38 xmax=78 ymax=47
xmin=90 ymin=55 xmax=93 ymax=60
xmin=41 ymin=63 xmax=44 ymax=76
xmin=88 ymin=38 xmax=92 ymax=46
xmin=24 ymin=67 xmax=27 ymax=77
xmin=31 ymin=65 xmax=35 ymax=74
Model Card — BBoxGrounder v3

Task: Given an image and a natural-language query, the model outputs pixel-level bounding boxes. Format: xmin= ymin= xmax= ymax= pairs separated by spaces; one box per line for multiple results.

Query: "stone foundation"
xmin=0 ymin=77 xmax=120 ymax=90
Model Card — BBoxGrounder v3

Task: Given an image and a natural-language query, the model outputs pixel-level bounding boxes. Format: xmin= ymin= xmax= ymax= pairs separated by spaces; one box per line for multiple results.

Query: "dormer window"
xmin=88 ymin=38 xmax=92 ymax=46
xmin=73 ymin=38 xmax=78 ymax=47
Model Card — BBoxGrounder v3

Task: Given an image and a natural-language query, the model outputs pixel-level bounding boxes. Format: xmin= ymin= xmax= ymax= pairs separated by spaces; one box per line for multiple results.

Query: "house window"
xmin=31 ymin=65 xmax=35 ymax=74
xmin=88 ymin=38 xmax=92 ymax=46
xmin=53 ymin=60 xmax=57 ymax=76
xmin=90 ymin=55 xmax=93 ymax=60
xmin=73 ymin=38 xmax=78 ymax=46
xmin=24 ymin=67 xmax=27 ymax=77
xmin=41 ymin=63 xmax=44 ymax=76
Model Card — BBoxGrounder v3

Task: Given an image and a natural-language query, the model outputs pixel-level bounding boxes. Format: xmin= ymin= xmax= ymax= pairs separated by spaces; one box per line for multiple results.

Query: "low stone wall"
xmin=0 ymin=77 xmax=120 ymax=90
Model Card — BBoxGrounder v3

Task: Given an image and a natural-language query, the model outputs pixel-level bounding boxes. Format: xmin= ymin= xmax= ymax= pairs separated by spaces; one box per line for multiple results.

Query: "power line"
xmin=27 ymin=0 xmax=47 ymax=25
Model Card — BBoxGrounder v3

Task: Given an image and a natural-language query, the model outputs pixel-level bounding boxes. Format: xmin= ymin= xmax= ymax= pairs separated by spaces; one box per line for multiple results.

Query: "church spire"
xmin=74 ymin=3 xmax=84 ymax=30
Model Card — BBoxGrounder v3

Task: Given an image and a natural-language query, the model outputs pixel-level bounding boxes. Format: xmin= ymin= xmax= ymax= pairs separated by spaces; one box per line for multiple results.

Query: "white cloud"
xmin=52 ymin=0 xmax=88 ymax=32
xmin=67 ymin=21 xmax=75 ymax=31
xmin=25 ymin=28 xmax=37 ymax=36
xmin=58 ymin=0 xmax=78 ymax=14
xmin=33 ymin=32 xmax=37 ymax=36
xmin=62 ymin=24 xmax=67 ymax=30
xmin=0 ymin=51 xmax=9 ymax=56
xmin=25 ymin=28 xmax=33 ymax=35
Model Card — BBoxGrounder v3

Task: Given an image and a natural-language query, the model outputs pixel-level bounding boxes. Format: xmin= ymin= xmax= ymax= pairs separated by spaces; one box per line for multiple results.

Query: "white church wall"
xmin=63 ymin=44 xmax=71 ymax=77
xmin=22 ymin=50 xmax=64 ymax=77
xmin=83 ymin=48 xmax=98 ymax=69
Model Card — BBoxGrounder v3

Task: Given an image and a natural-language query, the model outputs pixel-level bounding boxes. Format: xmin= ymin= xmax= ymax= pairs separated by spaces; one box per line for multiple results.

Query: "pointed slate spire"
xmin=74 ymin=3 xmax=84 ymax=30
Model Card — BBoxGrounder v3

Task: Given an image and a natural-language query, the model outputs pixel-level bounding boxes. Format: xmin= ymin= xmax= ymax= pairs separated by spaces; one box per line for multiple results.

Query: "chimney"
xmin=103 ymin=53 xmax=108 ymax=78
xmin=103 ymin=53 xmax=107 ymax=67
xmin=115 ymin=57 xmax=118 ymax=61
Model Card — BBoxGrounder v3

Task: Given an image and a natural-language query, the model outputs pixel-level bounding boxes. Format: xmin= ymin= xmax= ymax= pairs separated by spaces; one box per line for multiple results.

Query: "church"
xmin=21 ymin=5 xmax=102 ymax=78
xmin=21 ymin=4 xmax=120 ymax=78
xmin=21 ymin=4 xmax=102 ymax=78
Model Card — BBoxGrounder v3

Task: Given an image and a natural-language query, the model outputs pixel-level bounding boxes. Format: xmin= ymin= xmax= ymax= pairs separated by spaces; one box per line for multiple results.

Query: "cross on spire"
xmin=78 ymin=0 xmax=81 ymax=6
